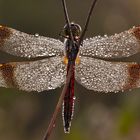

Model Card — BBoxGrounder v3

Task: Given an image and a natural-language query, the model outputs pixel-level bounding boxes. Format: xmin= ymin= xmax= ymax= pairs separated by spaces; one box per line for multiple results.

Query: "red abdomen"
xmin=62 ymin=64 xmax=75 ymax=133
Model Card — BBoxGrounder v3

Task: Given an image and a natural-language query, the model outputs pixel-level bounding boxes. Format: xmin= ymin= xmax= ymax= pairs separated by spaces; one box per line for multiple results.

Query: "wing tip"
xmin=0 ymin=63 xmax=16 ymax=88
xmin=131 ymin=26 xmax=140 ymax=40
xmin=0 ymin=25 xmax=12 ymax=45
xmin=124 ymin=63 xmax=140 ymax=89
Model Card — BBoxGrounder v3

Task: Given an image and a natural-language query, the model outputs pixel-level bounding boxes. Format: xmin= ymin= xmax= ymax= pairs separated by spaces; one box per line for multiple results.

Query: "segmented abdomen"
xmin=62 ymin=64 xmax=75 ymax=133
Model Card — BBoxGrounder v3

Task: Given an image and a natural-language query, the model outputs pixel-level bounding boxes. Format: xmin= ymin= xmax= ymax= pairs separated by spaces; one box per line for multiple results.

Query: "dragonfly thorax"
xmin=64 ymin=38 xmax=79 ymax=63
xmin=63 ymin=23 xmax=81 ymax=64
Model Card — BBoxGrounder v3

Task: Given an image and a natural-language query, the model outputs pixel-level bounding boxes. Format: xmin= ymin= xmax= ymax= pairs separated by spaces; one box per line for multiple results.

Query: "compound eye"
xmin=63 ymin=24 xmax=70 ymax=36
xmin=75 ymin=24 xmax=82 ymax=36
xmin=72 ymin=24 xmax=82 ymax=36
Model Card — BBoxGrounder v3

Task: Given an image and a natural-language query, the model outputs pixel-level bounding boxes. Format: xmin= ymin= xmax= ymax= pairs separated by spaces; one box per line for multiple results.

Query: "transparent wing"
xmin=0 ymin=25 xmax=64 ymax=58
xmin=75 ymin=56 xmax=140 ymax=93
xmin=0 ymin=57 xmax=66 ymax=92
xmin=80 ymin=26 xmax=140 ymax=58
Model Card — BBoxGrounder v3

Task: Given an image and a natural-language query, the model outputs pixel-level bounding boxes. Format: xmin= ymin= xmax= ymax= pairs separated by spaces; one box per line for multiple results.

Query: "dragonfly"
xmin=0 ymin=0 xmax=140 ymax=136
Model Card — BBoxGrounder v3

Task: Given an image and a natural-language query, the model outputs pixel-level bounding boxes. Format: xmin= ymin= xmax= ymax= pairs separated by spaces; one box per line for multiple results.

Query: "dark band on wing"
xmin=125 ymin=64 xmax=140 ymax=89
xmin=0 ymin=64 xmax=17 ymax=88
xmin=0 ymin=25 xmax=11 ymax=46
xmin=132 ymin=26 xmax=140 ymax=40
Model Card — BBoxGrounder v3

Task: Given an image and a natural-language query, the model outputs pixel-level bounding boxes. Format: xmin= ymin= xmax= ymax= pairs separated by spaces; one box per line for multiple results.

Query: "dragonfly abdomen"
xmin=62 ymin=64 xmax=75 ymax=133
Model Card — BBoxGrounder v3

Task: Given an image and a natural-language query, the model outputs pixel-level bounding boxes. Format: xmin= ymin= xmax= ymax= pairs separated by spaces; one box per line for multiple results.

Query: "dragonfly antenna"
xmin=79 ymin=0 xmax=98 ymax=45
xmin=62 ymin=0 xmax=74 ymax=41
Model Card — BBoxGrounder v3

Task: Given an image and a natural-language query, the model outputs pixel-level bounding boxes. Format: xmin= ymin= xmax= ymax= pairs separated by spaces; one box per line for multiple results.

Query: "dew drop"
xmin=53 ymin=124 xmax=56 ymax=128
xmin=35 ymin=33 xmax=39 ymax=37
xmin=73 ymin=96 xmax=76 ymax=100
xmin=132 ymin=26 xmax=136 ymax=29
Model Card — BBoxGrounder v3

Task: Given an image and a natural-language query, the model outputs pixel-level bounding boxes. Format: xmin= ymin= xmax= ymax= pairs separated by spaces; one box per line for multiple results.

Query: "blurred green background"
xmin=0 ymin=0 xmax=140 ymax=140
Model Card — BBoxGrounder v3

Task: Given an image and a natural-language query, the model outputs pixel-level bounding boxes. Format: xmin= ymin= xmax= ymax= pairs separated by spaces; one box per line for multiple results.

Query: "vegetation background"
xmin=0 ymin=0 xmax=140 ymax=140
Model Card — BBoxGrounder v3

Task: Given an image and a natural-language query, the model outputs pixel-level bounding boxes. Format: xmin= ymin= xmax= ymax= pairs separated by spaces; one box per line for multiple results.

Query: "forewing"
xmin=81 ymin=26 xmax=140 ymax=58
xmin=0 ymin=25 xmax=64 ymax=58
xmin=0 ymin=57 xmax=66 ymax=92
xmin=75 ymin=56 xmax=140 ymax=93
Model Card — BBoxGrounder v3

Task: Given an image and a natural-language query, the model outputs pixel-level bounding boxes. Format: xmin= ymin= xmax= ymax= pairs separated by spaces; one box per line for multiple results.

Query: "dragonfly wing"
xmin=80 ymin=26 xmax=140 ymax=59
xmin=0 ymin=57 xmax=66 ymax=92
xmin=0 ymin=25 xmax=64 ymax=58
xmin=75 ymin=56 xmax=140 ymax=93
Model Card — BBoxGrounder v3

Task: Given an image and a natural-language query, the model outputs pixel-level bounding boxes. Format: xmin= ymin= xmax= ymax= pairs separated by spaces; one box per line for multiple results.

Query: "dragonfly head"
xmin=64 ymin=22 xmax=82 ymax=39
